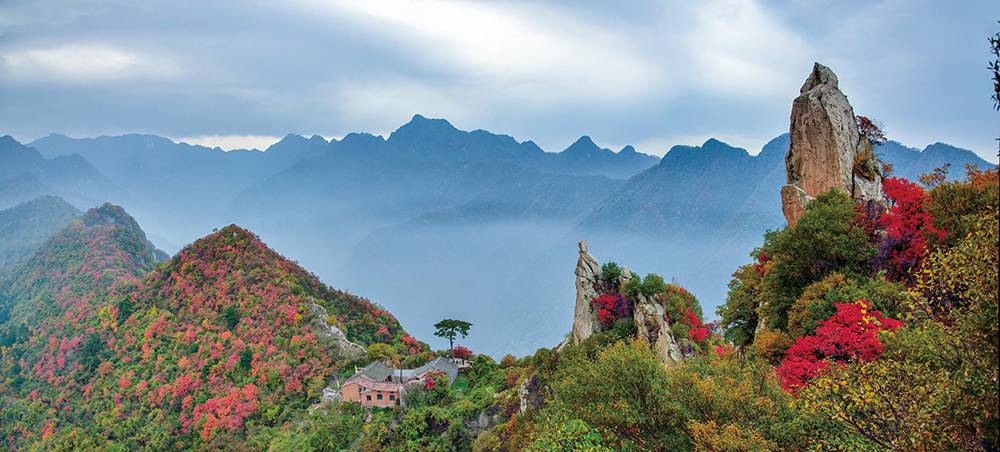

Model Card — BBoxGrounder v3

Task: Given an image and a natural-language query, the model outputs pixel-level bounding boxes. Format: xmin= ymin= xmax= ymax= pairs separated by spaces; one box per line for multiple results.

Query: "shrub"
xmin=759 ymin=190 xmax=876 ymax=331
xmin=452 ymin=345 xmax=473 ymax=360
xmin=751 ymin=329 xmax=792 ymax=365
xmin=877 ymin=177 xmax=945 ymax=281
xmin=786 ymin=273 xmax=846 ymax=339
xmin=718 ymin=264 xmax=763 ymax=347
xmin=777 ymin=300 xmax=902 ymax=392
xmin=600 ymin=262 xmax=622 ymax=284
xmin=640 ymin=273 xmax=667 ymax=297
xmin=367 ymin=343 xmax=397 ymax=362
xmin=552 ymin=338 xmax=687 ymax=450
xmin=591 ymin=293 xmax=631 ymax=330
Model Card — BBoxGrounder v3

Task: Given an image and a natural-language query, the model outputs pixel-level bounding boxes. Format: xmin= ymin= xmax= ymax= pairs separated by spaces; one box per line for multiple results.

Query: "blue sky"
xmin=1 ymin=0 xmax=997 ymax=161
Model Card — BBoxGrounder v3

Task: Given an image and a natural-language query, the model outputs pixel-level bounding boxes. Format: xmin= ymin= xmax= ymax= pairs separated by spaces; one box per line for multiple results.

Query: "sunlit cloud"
xmin=175 ymin=134 xmax=280 ymax=151
xmin=0 ymin=44 xmax=181 ymax=83
xmin=294 ymin=0 xmax=662 ymax=102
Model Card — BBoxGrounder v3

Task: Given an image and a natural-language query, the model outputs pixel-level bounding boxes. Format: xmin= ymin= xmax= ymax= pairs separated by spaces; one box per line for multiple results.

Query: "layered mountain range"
xmin=1 ymin=115 xmax=993 ymax=354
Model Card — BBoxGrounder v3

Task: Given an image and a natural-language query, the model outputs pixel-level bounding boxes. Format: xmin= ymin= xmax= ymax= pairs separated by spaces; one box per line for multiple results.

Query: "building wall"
xmin=368 ymin=389 xmax=399 ymax=408
xmin=342 ymin=381 xmax=400 ymax=408
xmin=341 ymin=382 xmax=362 ymax=403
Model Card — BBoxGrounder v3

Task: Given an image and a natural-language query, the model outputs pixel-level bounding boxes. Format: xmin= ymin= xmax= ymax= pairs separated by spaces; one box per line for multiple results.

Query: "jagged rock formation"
xmin=782 ymin=63 xmax=883 ymax=227
xmin=571 ymin=240 xmax=602 ymax=344
xmin=633 ymin=295 xmax=684 ymax=367
xmin=567 ymin=241 xmax=683 ymax=366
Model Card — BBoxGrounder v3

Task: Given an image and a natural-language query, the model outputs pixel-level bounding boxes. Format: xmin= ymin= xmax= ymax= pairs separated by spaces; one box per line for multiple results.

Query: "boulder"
xmin=782 ymin=63 xmax=883 ymax=227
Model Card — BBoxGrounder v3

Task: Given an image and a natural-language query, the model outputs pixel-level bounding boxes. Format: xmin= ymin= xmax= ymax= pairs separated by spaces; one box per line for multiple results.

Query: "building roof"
xmin=348 ymin=361 xmax=393 ymax=384
xmin=348 ymin=357 xmax=459 ymax=387
xmin=400 ymin=357 xmax=458 ymax=384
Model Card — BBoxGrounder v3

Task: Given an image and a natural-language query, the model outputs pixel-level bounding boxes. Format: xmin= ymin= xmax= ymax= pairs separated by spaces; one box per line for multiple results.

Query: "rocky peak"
xmin=800 ymin=62 xmax=838 ymax=93
xmin=567 ymin=240 xmax=682 ymax=366
xmin=563 ymin=136 xmax=601 ymax=155
xmin=781 ymin=63 xmax=883 ymax=227
xmin=571 ymin=240 xmax=601 ymax=344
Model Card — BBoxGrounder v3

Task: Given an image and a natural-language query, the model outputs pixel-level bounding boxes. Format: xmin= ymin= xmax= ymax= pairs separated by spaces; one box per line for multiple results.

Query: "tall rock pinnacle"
xmin=781 ymin=63 xmax=884 ymax=227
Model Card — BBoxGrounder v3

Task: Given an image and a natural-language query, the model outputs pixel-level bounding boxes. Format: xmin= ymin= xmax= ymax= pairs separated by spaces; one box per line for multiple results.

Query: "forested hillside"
xmin=0 ymin=206 xmax=420 ymax=449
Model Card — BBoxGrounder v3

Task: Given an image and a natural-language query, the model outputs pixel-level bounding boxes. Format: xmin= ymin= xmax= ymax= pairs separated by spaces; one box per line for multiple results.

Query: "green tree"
xmin=719 ymin=263 xmax=764 ymax=347
xmin=367 ymin=343 xmax=397 ymax=363
xmin=552 ymin=338 xmax=687 ymax=450
xmin=760 ymin=190 xmax=876 ymax=330
xmin=433 ymin=318 xmax=472 ymax=357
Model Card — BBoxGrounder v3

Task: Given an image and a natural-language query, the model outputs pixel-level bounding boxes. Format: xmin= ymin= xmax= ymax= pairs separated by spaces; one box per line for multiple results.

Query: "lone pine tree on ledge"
xmin=434 ymin=318 xmax=472 ymax=358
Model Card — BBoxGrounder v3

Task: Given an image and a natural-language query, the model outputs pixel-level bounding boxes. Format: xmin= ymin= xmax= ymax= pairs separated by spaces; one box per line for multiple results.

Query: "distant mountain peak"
xmin=80 ymin=203 xmax=144 ymax=231
xmin=620 ymin=145 xmax=637 ymax=154
xmin=278 ymin=133 xmax=307 ymax=144
xmin=404 ymin=114 xmax=456 ymax=130
xmin=701 ymin=138 xmax=742 ymax=150
xmin=563 ymin=136 xmax=602 ymax=154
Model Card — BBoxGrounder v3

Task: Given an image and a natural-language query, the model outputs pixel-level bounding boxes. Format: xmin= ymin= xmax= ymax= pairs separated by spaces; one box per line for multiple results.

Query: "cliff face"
xmin=568 ymin=240 xmax=682 ymax=366
xmin=782 ymin=63 xmax=883 ymax=227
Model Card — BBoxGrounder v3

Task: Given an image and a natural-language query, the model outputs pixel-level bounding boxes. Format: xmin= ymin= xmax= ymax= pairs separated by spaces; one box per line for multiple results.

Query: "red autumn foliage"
xmin=683 ymin=309 xmax=700 ymax=328
xmin=856 ymin=115 xmax=887 ymax=145
xmin=714 ymin=344 xmax=735 ymax=357
xmin=879 ymin=177 xmax=946 ymax=280
xmin=592 ymin=293 xmax=631 ymax=329
xmin=777 ymin=300 xmax=902 ymax=392
xmin=452 ymin=345 xmax=473 ymax=360
xmin=753 ymin=251 xmax=769 ymax=276
xmin=689 ymin=327 xmax=708 ymax=343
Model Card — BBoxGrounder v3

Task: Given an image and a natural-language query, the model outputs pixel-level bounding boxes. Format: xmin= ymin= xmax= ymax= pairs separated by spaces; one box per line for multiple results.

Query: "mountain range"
xmin=2 ymin=115 xmax=993 ymax=355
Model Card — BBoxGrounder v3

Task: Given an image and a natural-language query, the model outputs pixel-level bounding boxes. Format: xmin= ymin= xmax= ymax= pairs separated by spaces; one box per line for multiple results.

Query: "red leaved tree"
xmin=777 ymin=300 xmax=902 ymax=392
xmin=877 ymin=177 xmax=946 ymax=281
xmin=452 ymin=345 xmax=472 ymax=360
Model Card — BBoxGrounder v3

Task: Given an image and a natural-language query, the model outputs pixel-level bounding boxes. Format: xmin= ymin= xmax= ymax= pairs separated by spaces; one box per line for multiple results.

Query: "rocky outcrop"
xmin=566 ymin=241 xmax=683 ymax=366
xmin=782 ymin=63 xmax=883 ymax=227
xmin=465 ymin=405 xmax=503 ymax=438
xmin=633 ymin=295 xmax=684 ymax=367
xmin=518 ymin=374 xmax=545 ymax=414
xmin=570 ymin=240 xmax=602 ymax=344
xmin=309 ymin=303 xmax=367 ymax=360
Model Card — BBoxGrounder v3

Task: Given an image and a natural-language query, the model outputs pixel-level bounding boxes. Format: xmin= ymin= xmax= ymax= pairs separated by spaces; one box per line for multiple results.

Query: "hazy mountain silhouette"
xmin=0 ymin=136 xmax=116 ymax=208
xmin=6 ymin=121 xmax=994 ymax=355
xmin=0 ymin=195 xmax=80 ymax=270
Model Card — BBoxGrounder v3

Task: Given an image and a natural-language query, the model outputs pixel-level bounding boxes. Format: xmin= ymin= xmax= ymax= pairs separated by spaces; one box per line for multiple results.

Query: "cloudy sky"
xmin=1 ymin=0 xmax=997 ymax=161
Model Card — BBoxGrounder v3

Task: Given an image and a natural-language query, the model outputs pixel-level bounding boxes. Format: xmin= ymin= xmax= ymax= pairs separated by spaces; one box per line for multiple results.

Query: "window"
xmin=377 ymin=393 xmax=383 ymax=400
xmin=389 ymin=394 xmax=395 ymax=401
xmin=366 ymin=395 xmax=371 ymax=401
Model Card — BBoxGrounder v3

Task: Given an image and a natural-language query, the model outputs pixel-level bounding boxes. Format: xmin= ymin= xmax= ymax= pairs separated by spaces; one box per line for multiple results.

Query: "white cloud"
xmin=676 ymin=0 xmax=812 ymax=97
xmin=0 ymin=44 xmax=181 ymax=83
xmin=175 ymin=134 xmax=280 ymax=151
xmin=292 ymin=0 xmax=662 ymax=102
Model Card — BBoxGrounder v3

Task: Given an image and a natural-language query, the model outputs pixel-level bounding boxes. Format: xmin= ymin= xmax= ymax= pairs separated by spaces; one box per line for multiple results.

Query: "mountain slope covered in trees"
xmin=0 ymin=205 xmax=416 ymax=449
